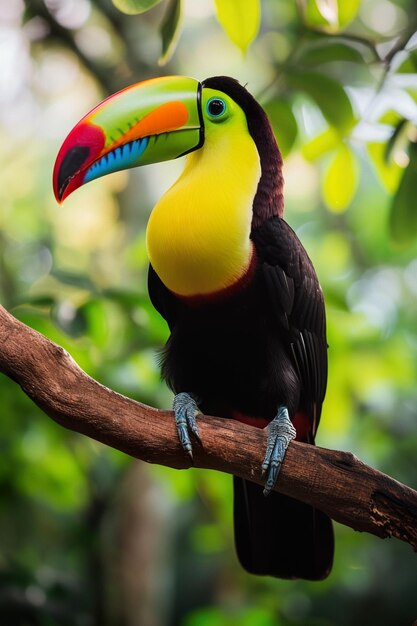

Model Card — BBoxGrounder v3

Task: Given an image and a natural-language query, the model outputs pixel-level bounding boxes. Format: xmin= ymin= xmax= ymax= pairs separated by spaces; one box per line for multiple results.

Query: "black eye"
xmin=206 ymin=97 xmax=226 ymax=118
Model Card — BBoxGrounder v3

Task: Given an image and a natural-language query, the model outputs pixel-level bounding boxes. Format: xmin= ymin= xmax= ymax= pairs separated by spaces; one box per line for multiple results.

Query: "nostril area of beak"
xmin=58 ymin=146 xmax=90 ymax=198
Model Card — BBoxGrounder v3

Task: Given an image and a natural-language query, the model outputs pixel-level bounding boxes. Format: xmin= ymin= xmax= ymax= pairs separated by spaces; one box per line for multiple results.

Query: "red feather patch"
xmin=231 ymin=409 xmax=311 ymax=441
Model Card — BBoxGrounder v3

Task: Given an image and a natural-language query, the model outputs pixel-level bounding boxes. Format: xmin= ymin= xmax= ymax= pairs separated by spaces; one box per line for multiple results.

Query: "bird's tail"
xmin=233 ymin=477 xmax=334 ymax=580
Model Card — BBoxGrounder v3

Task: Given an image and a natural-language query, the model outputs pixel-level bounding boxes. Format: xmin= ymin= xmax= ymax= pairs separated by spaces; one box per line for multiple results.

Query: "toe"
xmin=262 ymin=406 xmax=296 ymax=496
xmin=173 ymin=392 xmax=202 ymax=458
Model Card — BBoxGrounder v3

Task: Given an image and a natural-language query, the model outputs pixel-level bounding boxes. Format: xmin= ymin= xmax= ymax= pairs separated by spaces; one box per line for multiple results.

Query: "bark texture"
xmin=1 ymin=305 xmax=416 ymax=550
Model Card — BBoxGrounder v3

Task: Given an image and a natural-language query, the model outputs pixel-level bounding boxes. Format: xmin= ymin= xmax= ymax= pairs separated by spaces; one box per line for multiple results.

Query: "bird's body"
xmin=149 ymin=218 xmax=316 ymax=425
xmin=54 ymin=74 xmax=334 ymax=580
xmin=148 ymin=215 xmax=333 ymax=579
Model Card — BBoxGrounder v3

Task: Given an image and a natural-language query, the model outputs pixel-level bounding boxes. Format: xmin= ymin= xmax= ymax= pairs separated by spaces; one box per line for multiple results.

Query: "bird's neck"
xmin=146 ymin=131 xmax=261 ymax=297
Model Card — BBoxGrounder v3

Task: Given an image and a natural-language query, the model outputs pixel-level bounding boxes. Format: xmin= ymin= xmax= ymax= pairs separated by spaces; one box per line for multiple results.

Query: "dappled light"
xmin=1 ymin=1 xmax=417 ymax=625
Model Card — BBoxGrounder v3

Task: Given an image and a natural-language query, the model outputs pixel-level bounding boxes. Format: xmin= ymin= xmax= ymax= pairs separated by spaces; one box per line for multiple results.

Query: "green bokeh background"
xmin=1 ymin=0 xmax=417 ymax=624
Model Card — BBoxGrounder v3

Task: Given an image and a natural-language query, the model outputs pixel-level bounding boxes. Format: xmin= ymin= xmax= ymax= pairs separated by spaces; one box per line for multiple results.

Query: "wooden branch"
xmin=1 ymin=304 xmax=416 ymax=550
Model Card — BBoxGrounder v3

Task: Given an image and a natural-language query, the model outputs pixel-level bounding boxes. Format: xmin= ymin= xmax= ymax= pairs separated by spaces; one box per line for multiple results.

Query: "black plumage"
xmin=148 ymin=77 xmax=334 ymax=580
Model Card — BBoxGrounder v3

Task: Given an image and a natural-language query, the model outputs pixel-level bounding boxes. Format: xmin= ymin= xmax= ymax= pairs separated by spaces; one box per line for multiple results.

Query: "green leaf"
xmin=159 ymin=0 xmax=182 ymax=65
xmin=263 ymin=99 xmax=298 ymax=156
xmin=379 ymin=110 xmax=404 ymax=127
xmin=302 ymin=0 xmax=360 ymax=29
xmin=112 ymin=0 xmax=163 ymax=15
xmin=51 ymin=269 xmax=96 ymax=292
xmin=102 ymin=288 xmax=143 ymax=306
xmin=406 ymin=86 xmax=417 ymax=105
xmin=390 ymin=141 xmax=417 ymax=244
xmin=322 ymin=144 xmax=358 ymax=212
xmin=20 ymin=295 xmax=56 ymax=308
xmin=397 ymin=49 xmax=417 ymax=73
xmin=337 ymin=0 xmax=361 ymax=27
xmin=367 ymin=142 xmax=403 ymax=192
xmin=288 ymin=71 xmax=355 ymax=132
xmin=384 ymin=118 xmax=411 ymax=165
xmin=302 ymin=0 xmax=332 ymax=28
xmin=302 ymin=127 xmax=339 ymax=161
xmin=297 ymin=41 xmax=364 ymax=66
xmin=214 ymin=0 xmax=260 ymax=53
xmin=78 ymin=299 xmax=109 ymax=347
xmin=315 ymin=0 xmax=339 ymax=26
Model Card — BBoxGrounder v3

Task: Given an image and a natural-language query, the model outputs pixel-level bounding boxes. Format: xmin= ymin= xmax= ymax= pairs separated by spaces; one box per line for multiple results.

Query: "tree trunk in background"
xmin=101 ymin=461 xmax=173 ymax=626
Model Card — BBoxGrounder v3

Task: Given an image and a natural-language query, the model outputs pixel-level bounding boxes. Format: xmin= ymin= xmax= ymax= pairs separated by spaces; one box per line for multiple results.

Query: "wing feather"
xmin=252 ymin=217 xmax=327 ymax=436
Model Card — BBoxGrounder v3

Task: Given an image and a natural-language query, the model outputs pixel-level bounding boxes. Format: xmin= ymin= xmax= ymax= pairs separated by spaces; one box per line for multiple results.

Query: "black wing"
xmin=237 ymin=218 xmax=333 ymax=580
xmin=148 ymin=263 xmax=178 ymax=331
xmin=251 ymin=216 xmax=327 ymax=438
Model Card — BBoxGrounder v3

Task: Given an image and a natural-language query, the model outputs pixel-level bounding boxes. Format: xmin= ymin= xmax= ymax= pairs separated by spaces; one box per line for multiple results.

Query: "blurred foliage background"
xmin=1 ymin=0 xmax=417 ymax=624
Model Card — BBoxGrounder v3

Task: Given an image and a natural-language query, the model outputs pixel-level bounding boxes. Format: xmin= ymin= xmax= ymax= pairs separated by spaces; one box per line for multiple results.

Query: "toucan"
xmin=53 ymin=75 xmax=334 ymax=580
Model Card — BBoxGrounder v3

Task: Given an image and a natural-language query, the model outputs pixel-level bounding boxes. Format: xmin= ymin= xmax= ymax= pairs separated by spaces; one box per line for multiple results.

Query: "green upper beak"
xmin=53 ymin=76 xmax=203 ymax=203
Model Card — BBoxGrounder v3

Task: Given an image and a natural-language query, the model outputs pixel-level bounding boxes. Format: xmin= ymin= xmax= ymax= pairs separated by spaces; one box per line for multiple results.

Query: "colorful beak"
xmin=53 ymin=76 xmax=203 ymax=202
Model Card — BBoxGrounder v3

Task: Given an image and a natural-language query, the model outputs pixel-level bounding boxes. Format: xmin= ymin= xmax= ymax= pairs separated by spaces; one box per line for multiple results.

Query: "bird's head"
xmin=53 ymin=75 xmax=283 ymax=216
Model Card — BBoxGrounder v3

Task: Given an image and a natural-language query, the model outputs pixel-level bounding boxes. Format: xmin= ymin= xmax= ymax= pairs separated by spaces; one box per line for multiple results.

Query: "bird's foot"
xmin=262 ymin=406 xmax=296 ymax=496
xmin=173 ymin=392 xmax=202 ymax=460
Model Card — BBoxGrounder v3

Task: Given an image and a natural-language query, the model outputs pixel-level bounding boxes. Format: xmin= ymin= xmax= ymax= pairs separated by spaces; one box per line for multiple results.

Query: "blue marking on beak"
xmin=84 ymin=136 xmax=150 ymax=183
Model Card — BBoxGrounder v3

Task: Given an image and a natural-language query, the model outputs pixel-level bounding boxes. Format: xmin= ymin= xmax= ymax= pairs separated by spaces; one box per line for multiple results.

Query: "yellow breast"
xmin=146 ymin=124 xmax=261 ymax=297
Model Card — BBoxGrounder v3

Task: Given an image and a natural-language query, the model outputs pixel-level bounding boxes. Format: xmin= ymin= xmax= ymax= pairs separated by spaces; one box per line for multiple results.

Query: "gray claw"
xmin=173 ymin=392 xmax=202 ymax=459
xmin=262 ymin=406 xmax=296 ymax=496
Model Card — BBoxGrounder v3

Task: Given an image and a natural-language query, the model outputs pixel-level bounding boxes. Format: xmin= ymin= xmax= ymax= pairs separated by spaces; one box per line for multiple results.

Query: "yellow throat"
xmin=146 ymin=98 xmax=261 ymax=297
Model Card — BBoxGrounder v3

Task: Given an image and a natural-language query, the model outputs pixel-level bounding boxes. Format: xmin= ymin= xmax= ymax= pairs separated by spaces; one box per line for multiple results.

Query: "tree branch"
xmin=1 ymin=304 xmax=416 ymax=550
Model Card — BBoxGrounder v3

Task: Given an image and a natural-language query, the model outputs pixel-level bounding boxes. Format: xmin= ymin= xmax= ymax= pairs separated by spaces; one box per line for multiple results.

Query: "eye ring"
xmin=206 ymin=97 xmax=227 ymax=119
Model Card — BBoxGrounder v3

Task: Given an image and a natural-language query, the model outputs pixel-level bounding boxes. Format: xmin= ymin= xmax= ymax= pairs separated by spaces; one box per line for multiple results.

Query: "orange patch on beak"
xmin=108 ymin=101 xmax=189 ymax=153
